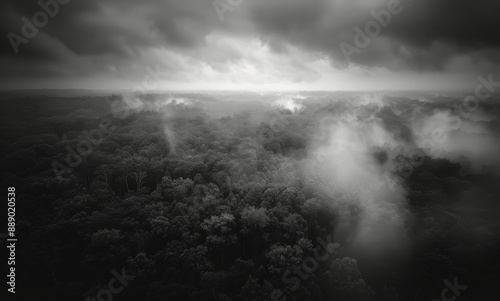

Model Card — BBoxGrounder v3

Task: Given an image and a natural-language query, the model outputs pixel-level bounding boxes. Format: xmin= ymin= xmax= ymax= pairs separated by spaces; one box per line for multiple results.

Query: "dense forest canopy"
xmin=1 ymin=90 xmax=499 ymax=301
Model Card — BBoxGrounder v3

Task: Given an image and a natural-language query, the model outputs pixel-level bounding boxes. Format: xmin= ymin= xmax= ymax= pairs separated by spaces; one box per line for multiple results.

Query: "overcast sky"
xmin=1 ymin=0 xmax=500 ymax=91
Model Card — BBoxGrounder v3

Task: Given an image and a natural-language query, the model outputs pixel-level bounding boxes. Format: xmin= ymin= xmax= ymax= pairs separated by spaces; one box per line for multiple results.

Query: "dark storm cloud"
xmin=2 ymin=1 xmax=187 ymax=57
xmin=1 ymin=0 xmax=499 ymax=81
xmin=0 ymin=0 xmax=224 ymax=78
xmin=386 ymin=0 xmax=500 ymax=49
xmin=245 ymin=0 xmax=500 ymax=69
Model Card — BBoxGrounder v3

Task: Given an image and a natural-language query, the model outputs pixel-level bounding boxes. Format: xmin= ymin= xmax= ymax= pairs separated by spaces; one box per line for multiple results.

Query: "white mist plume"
xmin=113 ymin=93 xmax=192 ymax=154
xmin=307 ymin=112 xmax=410 ymax=259
xmin=164 ymin=126 xmax=178 ymax=153
xmin=411 ymin=109 xmax=500 ymax=169
xmin=272 ymin=94 xmax=306 ymax=112
xmin=120 ymin=93 xmax=195 ymax=113
xmin=357 ymin=93 xmax=386 ymax=108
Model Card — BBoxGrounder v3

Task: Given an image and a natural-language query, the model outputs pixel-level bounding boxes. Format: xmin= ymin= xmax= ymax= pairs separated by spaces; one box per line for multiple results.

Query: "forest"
xmin=0 ymin=90 xmax=499 ymax=301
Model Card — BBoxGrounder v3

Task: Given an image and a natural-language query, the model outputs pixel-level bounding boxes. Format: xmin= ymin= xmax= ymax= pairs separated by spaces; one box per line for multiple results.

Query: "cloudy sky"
xmin=1 ymin=0 xmax=500 ymax=91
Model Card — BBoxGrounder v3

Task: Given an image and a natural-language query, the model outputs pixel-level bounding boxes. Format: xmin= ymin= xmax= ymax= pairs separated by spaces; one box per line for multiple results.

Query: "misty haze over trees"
xmin=1 ymin=91 xmax=499 ymax=301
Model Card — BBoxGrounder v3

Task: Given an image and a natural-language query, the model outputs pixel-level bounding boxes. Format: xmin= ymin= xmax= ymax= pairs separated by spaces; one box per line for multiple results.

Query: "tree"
xmin=201 ymin=213 xmax=238 ymax=264
xmin=266 ymin=244 xmax=303 ymax=275
xmin=241 ymin=206 xmax=270 ymax=230
xmin=95 ymin=164 xmax=114 ymax=190
xmin=240 ymin=206 xmax=271 ymax=256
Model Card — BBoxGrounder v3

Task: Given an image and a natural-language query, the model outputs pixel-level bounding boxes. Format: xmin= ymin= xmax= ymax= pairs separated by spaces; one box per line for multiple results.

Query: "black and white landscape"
xmin=1 ymin=1 xmax=500 ymax=301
